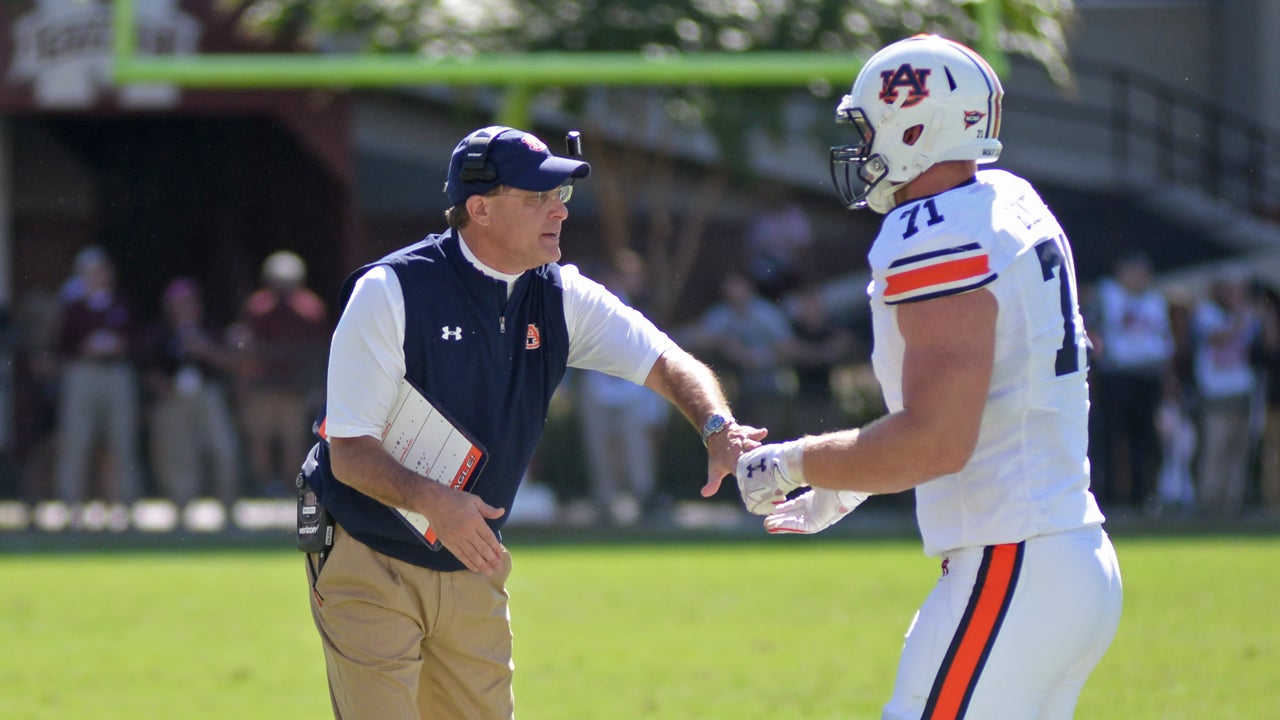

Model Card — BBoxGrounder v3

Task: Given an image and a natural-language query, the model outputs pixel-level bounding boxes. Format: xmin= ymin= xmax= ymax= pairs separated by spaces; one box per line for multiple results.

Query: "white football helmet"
xmin=830 ymin=35 xmax=1004 ymax=214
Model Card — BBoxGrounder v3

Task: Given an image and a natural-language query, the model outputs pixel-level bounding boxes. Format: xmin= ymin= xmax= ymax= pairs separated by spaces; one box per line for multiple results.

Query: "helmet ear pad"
xmin=882 ymin=102 xmax=977 ymax=187
xmin=863 ymin=110 xmax=942 ymax=213
xmin=902 ymin=124 xmax=924 ymax=146
xmin=877 ymin=116 xmax=932 ymax=189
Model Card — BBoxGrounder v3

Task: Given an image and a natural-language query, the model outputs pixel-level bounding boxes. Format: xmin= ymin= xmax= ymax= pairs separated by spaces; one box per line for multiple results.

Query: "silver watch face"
xmin=702 ymin=414 xmax=728 ymax=440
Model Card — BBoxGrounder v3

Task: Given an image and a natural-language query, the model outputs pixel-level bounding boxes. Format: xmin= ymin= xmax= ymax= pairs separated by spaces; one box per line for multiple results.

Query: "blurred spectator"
xmin=140 ymin=278 xmax=242 ymax=510
xmin=1090 ymin=253 xmax=1174 ymax=511
xmin=51 ymin=246 xmax=142 ymax=514
xmin=11 ymin=287 xmax=62 ymax=502
xmin=0 ymin=305 xmax=12 ymax=490
xmin=1162 ymin=284 xmax=1200 ymax=402
xmin=574 ymin=250 xmax=671 ymax=525
xmin=232 ymin=250 xmax=330 ymax=497
xmin=684 ymin=272 xmax=795 ymax=434
xmin=1252 ymin=280 xmax=1280 ymax=515
xmin=1153 ymin=285 xmax=1199 ymax=514
xmin=783 ymin=283 xmax=858 ymax=437
xmin=744 ymin=187 xmax=814 ymax=302
xmin=1191 ymin=272 xmax=1262 ymax=517
xmin=1154 ymin=371 xmax=1197 ymax=513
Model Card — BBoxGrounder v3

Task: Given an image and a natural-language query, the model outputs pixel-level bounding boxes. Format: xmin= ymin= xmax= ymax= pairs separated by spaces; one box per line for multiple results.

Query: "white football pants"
xmin=882 ymin=525 xmax=1122 ymax=720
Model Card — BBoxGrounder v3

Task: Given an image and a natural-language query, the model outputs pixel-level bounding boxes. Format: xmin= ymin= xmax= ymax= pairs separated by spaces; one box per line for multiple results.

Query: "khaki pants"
xmin=307 ymin=527 xmax=515 ymax=720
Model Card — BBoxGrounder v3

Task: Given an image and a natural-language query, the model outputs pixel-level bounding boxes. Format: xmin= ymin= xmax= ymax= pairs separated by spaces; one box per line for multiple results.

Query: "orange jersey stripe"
xmin=925 ymin=543 xmax=1023 ymax=719
xmin=885 ymin=255 xmax=990 ymax=297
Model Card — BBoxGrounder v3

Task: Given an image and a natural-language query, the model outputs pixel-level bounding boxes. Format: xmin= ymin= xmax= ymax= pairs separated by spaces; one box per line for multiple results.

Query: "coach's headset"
xmin=458 ymin=128 xmax=505 ymax=183
xmin=458 ymin=128 xmax=586 ymax=184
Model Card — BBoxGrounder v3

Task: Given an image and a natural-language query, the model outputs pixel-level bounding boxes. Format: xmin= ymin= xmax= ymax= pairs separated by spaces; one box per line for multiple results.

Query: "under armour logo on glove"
xmin=441 ymin=326 xmax=463 ymax=340
xmin=736 ymin=441 xmax=808 ymax=515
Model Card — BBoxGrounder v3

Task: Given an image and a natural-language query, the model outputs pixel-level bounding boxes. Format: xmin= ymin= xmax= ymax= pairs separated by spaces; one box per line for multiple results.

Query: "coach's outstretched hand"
xmin=700 ymin=422 xmax=768 ymax=498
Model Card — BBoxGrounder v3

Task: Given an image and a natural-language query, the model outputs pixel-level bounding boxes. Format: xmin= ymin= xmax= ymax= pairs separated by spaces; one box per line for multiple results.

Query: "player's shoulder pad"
xmin=873 ymin=197 xmax=996 ymax=305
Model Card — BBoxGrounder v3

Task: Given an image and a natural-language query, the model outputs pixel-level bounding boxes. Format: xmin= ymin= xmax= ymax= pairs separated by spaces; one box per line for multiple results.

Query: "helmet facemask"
xmin=829 ymin=102 xmax=887 ymax=211
xmin=829 ymin=101 xmax=931 ymax=212
xmin=830 ymin=100 xmax=926 ymax=214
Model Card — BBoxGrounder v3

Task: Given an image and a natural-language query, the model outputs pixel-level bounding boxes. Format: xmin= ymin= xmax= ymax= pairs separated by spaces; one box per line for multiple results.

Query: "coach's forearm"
xmin=329 ymin=434 xmax=436 ymax=515
xmin=644 ymin=347 xmax=733 ymax=429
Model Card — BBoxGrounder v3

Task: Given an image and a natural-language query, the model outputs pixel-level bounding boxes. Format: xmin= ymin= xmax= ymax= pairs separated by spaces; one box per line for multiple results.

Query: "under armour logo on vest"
xmin=525 ymin=324 xmax=541 ymax=350
xmin=441 ymin=326 xmax=462 ymax=341
xmin=745 ymin=457 xmax=768 ymax=478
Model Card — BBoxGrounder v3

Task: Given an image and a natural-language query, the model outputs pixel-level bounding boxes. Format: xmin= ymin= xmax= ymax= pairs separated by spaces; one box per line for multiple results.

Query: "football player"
xmin=706 ymin=35 xmax=1124 ymax=719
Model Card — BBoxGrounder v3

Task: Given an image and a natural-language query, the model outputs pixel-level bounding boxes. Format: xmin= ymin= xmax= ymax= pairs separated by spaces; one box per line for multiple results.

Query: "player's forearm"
xmin=329 ymin=435 xmax=432 ymax=514
xmin=801 ymin=409 xmax=976 ymax=495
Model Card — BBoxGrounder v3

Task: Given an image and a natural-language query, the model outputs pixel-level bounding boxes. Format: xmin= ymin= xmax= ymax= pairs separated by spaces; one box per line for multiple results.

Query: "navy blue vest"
xmin=310 ymin=230 xmax=569 ymax=571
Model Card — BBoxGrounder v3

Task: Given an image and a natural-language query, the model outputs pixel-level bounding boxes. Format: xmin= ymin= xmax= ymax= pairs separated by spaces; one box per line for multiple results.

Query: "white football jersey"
xmin=867 ymin=169 xmax=1105 ymax=556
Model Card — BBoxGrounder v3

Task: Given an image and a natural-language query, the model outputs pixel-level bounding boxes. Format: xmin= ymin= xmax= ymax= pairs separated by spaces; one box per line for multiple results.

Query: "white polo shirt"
xmin=326 ymin=235 xmax=677 ymax=441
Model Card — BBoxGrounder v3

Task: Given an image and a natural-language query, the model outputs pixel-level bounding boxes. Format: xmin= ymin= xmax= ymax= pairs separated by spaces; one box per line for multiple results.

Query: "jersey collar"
xmin=899 ymin=174 xmax=979 ymax=210
xmin=456 ymin=230 xmax=522 ymax=297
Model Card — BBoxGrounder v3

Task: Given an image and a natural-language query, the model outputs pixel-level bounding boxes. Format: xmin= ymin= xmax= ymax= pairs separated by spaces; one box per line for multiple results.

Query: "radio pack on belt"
xmin=296 ymin=443 xmax=334 ymax=555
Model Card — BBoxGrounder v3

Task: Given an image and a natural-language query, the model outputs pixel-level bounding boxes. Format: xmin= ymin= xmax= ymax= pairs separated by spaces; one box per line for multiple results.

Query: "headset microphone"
xmin=566 ymin=131 xmax=583 ymax=160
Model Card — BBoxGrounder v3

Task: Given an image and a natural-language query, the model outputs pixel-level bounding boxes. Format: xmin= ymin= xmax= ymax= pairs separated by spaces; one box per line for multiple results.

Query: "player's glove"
xmin=736 ymin=440 xmax=808 ymax=515
xmin=764 ymin=488 xmax=869 ymax=535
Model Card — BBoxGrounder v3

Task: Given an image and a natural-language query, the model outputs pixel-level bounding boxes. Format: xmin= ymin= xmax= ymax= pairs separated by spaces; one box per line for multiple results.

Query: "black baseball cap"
xmin=444 ymin=126 xmax=590 ymax=206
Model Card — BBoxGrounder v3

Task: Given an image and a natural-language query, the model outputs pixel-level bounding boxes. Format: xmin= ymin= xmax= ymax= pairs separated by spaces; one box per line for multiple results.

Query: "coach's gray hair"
xmin=444 ymin=187 xmax=505 ymax=231
xmin=444 ymin=204 xmax=471 ymax=231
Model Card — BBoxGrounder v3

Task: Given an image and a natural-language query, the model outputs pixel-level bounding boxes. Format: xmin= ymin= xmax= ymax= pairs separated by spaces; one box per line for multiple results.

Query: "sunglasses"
xmin=492 ymin=185 xmax=574 ymax=206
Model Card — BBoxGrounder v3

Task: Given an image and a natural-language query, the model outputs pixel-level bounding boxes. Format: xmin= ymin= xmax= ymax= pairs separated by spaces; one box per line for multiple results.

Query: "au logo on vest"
xmin=525 ymin=324 xmax=541 ymax=350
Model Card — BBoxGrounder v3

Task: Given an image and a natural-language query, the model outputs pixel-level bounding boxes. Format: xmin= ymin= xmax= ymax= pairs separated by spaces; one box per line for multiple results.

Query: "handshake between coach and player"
xmin=732 ymin=438 xmax=870 ymax=535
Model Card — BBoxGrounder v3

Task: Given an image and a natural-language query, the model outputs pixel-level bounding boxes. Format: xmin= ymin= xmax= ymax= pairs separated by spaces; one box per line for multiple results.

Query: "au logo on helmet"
xmin=879 ymin=63 xmax=931 ymax=108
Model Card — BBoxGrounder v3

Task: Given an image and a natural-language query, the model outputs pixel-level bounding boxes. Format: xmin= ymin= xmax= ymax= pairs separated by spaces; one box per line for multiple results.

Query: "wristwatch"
xmin=700 ymin=413 xmax=734 ymax=446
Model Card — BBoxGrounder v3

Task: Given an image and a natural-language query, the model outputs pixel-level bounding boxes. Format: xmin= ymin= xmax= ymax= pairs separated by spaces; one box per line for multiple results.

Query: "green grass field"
xmin=2 ymin=532 xmax=1277 ymax=719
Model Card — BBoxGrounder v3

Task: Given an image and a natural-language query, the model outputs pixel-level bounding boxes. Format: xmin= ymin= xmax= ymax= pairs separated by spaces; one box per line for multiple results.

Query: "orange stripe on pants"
xmin=923 ymin=542 xmax=1024 ymax=719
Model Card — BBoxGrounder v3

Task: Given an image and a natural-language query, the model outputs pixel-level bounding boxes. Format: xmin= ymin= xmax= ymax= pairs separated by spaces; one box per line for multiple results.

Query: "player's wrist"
xmin=779 ymin=438 xmax=808 ymax=489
